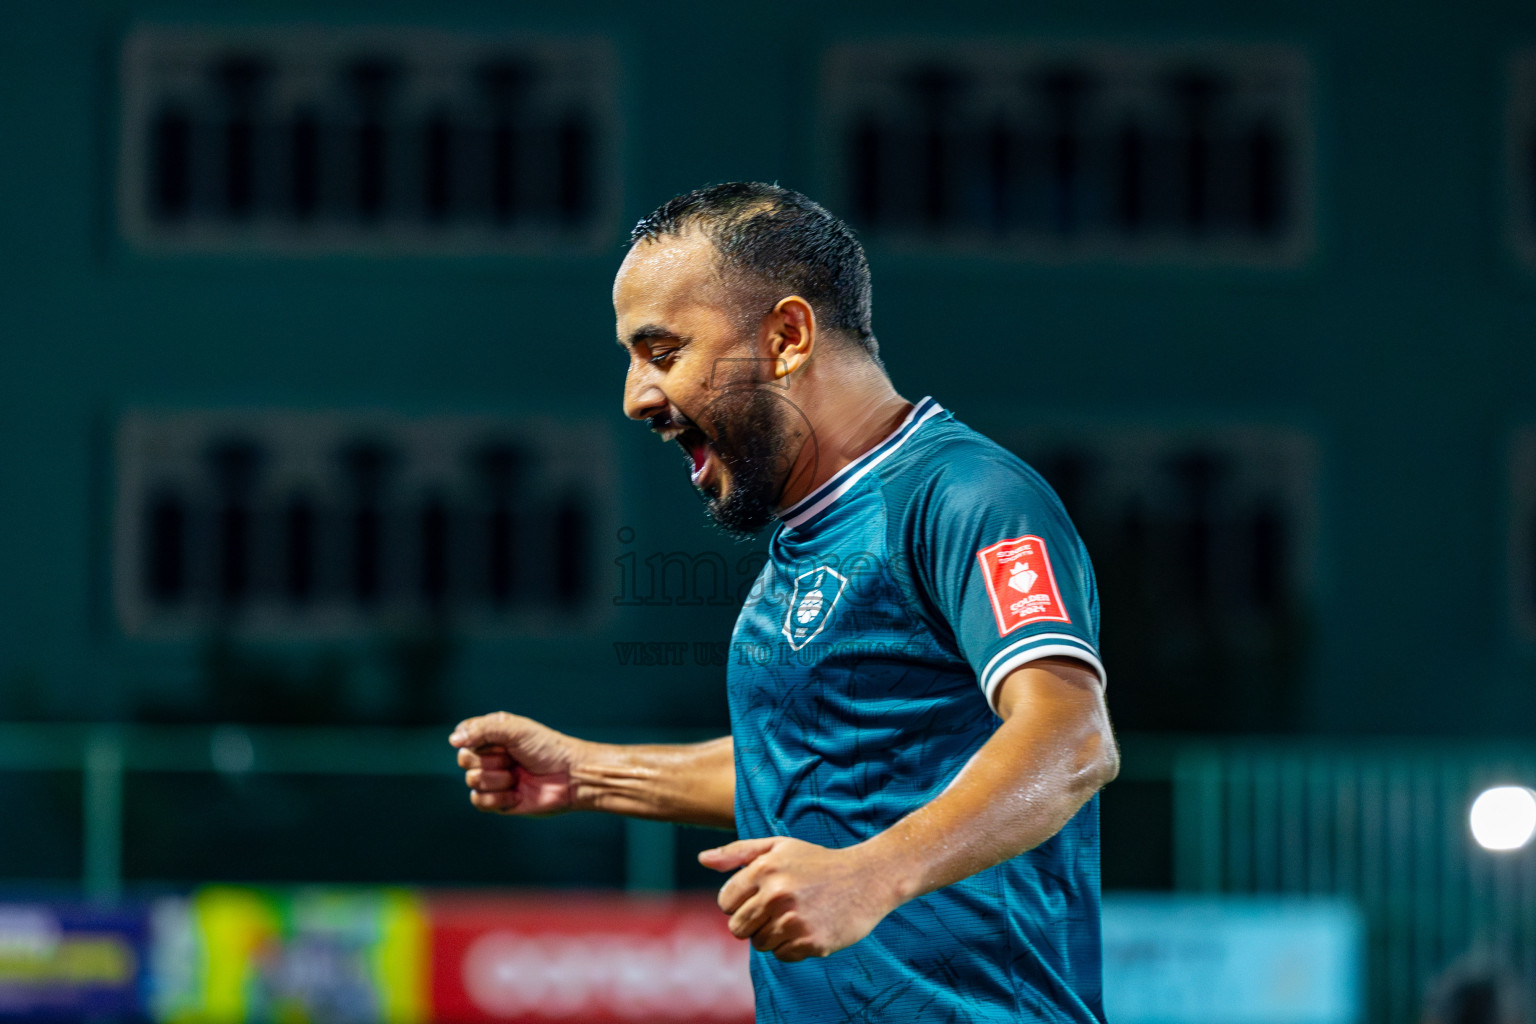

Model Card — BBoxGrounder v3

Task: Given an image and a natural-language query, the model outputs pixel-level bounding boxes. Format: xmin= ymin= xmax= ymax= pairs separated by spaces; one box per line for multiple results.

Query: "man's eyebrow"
xmin=622 ymin=324 xmax=690 ymax=348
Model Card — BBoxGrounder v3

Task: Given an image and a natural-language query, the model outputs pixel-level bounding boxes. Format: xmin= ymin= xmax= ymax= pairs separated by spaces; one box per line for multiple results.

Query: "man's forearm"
xmin=859 ymin=669 xmax=1117 ymax=905
xmin=571 ymin=736 xmax=736 ymax=829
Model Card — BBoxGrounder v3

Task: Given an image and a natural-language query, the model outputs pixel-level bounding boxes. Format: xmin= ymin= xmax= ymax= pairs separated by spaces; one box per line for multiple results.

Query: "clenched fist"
xmin=700 ymin=836 xmax=905 ymax=963
xmin=449 ymin=712 xmax=590 ymax=816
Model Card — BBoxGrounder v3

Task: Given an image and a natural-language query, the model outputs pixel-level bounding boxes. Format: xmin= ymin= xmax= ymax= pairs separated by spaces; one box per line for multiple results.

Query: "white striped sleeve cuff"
xmin=979 ymin=632 xmax=1107 ymax=711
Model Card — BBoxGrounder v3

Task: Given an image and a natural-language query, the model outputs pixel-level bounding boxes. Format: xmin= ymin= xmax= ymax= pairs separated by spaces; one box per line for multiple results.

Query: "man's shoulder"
xmin=880 ymin=413 xmax=1057 ymax=513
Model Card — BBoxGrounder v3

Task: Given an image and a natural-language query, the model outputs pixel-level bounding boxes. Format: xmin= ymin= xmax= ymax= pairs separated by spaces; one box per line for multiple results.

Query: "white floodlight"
xmin=1470 ymin=786 xmax=1536 ymax=851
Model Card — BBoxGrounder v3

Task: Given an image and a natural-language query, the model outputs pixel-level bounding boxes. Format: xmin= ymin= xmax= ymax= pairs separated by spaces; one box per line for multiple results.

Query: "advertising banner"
xmin=0 ymin=902 xmax=148 ymax=1020
xmin=0 ymin=888 xmax=1367 ymax=1023
xmin=150 ymin=887 xmax=426 ymax=1024
xmin=1102 ymin=895 xmax=1364 ymax=1024
xmin=427 ymin=892 xmax=753 ymax=1023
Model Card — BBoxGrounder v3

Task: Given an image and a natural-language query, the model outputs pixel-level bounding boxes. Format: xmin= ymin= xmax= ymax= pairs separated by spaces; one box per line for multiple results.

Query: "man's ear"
xmin=765 ymin=296 xmax=816 ymax=379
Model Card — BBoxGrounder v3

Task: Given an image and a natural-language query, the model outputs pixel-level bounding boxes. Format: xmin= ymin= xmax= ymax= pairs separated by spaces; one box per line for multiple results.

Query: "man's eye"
xmin=648 ymin=349 xmax=677 ymax=366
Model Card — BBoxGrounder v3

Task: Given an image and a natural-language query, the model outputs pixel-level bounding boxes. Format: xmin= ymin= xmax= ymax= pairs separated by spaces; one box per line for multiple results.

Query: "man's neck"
xmin=775 ymin=372 xmax=912 ymax=514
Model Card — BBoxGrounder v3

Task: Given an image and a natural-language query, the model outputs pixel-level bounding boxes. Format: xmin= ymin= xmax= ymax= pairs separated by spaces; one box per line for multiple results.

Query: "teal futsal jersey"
xmin=727 ymin=397 xmax=1107 ymax=1023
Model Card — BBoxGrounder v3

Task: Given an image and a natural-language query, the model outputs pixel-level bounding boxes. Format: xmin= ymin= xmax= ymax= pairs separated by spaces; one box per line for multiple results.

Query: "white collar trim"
xmin=779 ymin=397 xmax=943 ymax=530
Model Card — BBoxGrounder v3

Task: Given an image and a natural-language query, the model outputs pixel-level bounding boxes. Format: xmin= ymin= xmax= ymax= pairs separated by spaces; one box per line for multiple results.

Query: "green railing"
xmin=0 ymin=722 xmax=710 ymax=898
xmin=1167 ymin=738 xmax=1536 ymax=1024
xmin=2 ymin=725 xmax=1533 ymax=1024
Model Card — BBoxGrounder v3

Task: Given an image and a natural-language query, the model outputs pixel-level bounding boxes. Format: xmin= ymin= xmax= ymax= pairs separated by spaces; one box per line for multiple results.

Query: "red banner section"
xmin=428 ymin=892 xmax=754 ymax=1024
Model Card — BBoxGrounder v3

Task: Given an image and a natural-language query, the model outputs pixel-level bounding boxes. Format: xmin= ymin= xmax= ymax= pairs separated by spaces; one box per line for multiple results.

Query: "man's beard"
xmin=695 ymin=387 xmax=794 ymax=539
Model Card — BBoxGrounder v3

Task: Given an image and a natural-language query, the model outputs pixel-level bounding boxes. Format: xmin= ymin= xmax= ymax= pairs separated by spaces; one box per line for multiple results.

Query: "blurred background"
xmin=2 ymin=1 xmax=1535 ymax=1021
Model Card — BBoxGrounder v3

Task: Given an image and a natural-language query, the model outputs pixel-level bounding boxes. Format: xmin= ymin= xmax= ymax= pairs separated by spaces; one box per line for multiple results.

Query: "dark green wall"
xmin=1 ymin=0 xmax=1535 ymax=741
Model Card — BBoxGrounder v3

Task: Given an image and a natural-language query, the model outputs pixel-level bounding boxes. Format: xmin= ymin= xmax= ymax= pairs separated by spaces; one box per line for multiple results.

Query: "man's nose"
xmin=622 ymin=364 xmax=666 ymax=423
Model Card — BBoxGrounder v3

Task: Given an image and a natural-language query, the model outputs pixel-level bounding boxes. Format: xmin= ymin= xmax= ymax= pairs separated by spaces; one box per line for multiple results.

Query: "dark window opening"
xmin=208 ymin=439 xmax=264 ymax=609
xmin=341 ymin=441 xmax=394 ymax=607
xmin=553 ymin=494 xmax=588 ymax=608
xmin=848 ymin=115 xmax=883 ymax=228
xmin=1116 ymin=122 xmax=1146 ymax=232
xmin=1250 ymin=503 xmax=1286 ymax=611
xmin=477 ymin=444 xmax=523 ymax=608
xmin=145 ymin=490 xmax=188 ymax=605
xmin=419 ymin=495 xmax=450 ymax=611
xmin=124 ymin=31 xmax=610 ymax=247
xmin=486 ymin=507 xmax=515 ymax=607
xmin=349 ymin=59 xmax=397 ymax=222
xmin=215 ymin=56 xmax=270 ymax=220
xmin=151 ymin=106 xmax=194 ymax=221
xmin=121 ymin=416 xmax=601 ymax=632
xmin=288 ymin=108 xmax=321 ymax=222
xmin=556 ymin=112 xmax=592 ymax=223
xmin=1168 ymin=451 xmax=1227 ymax=608
xmin=1248 ymin=120 xmax=1285 ymax=235
xmin=1029 ymin=436 xmax=1309 ymax=733
xmin=423 ymin=110 xmax=453 ymax=222
xmin=834 ymin=46 xmax=1305 ymax=256
xmin=480 ymin=61 xmax=528 ymax=225
xmin=283 ymin=496 xmax=317 ymax=605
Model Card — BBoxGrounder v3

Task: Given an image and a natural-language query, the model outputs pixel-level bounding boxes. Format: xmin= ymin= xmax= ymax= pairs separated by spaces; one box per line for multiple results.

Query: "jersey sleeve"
xmin=912 ymin=454 xmax=1105 ymax=711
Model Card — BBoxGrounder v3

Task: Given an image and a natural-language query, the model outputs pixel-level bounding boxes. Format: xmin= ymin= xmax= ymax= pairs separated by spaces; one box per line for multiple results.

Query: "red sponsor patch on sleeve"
xmin=976 ymin=534 xmax=1071 ymax=636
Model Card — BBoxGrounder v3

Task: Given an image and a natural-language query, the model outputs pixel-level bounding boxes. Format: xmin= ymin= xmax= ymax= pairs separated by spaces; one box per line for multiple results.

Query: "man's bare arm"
xmin=450 ymin=713 xmax=735 ymax=829
xmin=860 ymin=656 xmax=1117 ymax=898
xmin=571 ymin=737 xmax=736 ymax=827
xmin=703 ymin=657 xmax=1117 ymax=961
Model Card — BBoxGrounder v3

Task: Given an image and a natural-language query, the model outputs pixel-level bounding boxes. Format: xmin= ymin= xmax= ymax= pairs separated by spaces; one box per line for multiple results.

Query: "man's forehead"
xmin=614 ymin=232 xmax=726 ymax=321
xmin=618 ymin=232 xmax=714 ymax=284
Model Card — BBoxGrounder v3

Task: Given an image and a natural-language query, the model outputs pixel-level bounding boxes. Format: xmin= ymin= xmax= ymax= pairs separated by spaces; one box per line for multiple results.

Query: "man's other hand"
xmin=700 ymin=836 xmax=901 ymax=962
xmin=449 ymin=712 xmax=587 ymax=816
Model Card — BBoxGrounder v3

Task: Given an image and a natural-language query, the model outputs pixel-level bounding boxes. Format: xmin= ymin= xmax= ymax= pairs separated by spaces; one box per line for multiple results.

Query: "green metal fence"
xmin=1 ymin=725 xmax=1532 ymax=1023
xmin=1169 ymin=740 xmax=1536 ymax=1024
xmin=0 ymin=722 xmax=686 ymax=898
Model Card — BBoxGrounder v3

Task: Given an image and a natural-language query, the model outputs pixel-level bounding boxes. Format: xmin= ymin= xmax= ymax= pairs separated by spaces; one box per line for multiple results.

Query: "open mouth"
xmin=677 ymin=428 xmax=717 ymax=490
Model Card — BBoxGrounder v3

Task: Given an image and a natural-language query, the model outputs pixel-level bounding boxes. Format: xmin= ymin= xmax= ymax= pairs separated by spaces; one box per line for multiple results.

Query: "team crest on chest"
xmin=782 ymin=565 xmax=849 ymax=650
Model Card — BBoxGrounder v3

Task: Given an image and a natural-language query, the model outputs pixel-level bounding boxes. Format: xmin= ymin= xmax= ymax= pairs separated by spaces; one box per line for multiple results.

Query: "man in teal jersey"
xmin=451 ymin=183 xmax=1119 ymax=1022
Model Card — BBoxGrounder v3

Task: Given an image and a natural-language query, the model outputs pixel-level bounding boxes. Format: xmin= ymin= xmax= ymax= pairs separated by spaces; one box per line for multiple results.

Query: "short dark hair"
xmin=630 ymin=182 xmax=878 ymax=359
